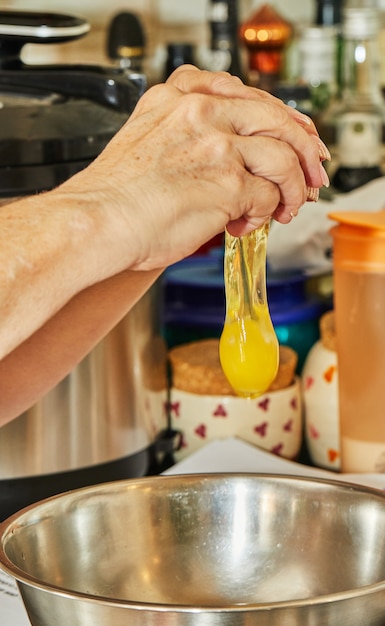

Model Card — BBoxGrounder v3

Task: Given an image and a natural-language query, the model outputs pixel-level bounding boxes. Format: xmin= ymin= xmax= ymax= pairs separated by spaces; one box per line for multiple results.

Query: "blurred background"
xmin=0 ymin=0 xmax=315 ymax=80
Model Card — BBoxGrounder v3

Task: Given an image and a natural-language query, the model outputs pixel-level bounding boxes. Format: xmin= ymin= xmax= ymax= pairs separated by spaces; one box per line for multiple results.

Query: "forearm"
xmin=0 ymin=186 xmax=140 ymax=360
xmin=0 ymin=268 xmax=161 ymax=425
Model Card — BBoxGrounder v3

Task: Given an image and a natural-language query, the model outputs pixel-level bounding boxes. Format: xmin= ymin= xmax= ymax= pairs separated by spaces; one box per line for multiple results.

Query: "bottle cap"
xmin=164 ymin=43 xmax=195 ymax=79
xmin=107 ymin=12 xmax=146 ymax=61
xmin=342 ymin=7 xmax=379 ymax=39
xmin=316 ymin=0 xmax=342 ymax=26
xmin=300 ymin=25 xmax=338 ymax=40
xmin=329 ymin=211 xmax=385 ymax=271
xmin=329 ymin=210 xmax=385 ymax=229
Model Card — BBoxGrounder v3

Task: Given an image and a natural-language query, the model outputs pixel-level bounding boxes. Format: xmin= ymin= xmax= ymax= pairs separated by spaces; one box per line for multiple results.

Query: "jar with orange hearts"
xmin=302 ymin=310 xmax=340 ymax=471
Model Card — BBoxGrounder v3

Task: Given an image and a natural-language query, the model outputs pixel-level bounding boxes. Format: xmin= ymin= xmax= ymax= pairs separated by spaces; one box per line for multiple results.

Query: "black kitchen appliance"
xmin=0 ymin=9 xmax=146 ymax=197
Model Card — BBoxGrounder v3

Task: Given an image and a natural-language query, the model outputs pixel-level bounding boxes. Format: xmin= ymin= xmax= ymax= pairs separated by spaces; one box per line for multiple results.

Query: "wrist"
xmin=56 ymin=173 xmax=143 ymax=282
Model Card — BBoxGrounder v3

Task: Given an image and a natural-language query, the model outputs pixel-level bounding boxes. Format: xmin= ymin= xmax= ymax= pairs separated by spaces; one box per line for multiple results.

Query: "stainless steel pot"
xmin=0 ymin=282 xmax=169 ymax=479
xmin=0 ymin=10 xmax=174 ymax=520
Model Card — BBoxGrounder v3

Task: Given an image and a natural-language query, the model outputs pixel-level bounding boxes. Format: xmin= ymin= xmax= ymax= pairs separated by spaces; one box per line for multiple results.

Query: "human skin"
xmin=0 ymin=66 xmax=329 ymax=424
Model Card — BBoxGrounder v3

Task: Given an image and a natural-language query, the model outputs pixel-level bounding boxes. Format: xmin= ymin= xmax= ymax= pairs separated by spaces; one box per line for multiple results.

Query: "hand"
xmin=61 ymin=65 xmax=329 ymax=272
xmin=169 ymin=65 xmax=329 ymax=224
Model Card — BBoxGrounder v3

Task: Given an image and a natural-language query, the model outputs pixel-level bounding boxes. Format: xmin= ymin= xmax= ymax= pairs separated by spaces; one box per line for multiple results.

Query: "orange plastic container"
xmin=330 ymin=210 xmax=385 ymax=472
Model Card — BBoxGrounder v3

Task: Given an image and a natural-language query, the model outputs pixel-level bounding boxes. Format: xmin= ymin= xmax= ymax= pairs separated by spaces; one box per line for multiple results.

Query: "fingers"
xmin=173 ymin=90 xmax=327 ymax=195
xmin=168 ymin=65 xmax=319 ymax=137
xmin=126 ymin=83 xmax=325 ymax=229
xmin=168 ymin=66 xmax=328 ymax=192
xmin=235 ymin=134 xmax=308 ymax=223
xmin=226 ymin=178 xmax=281 ymax=237
xmin=223 ymin=98 xmax=325 ymax=190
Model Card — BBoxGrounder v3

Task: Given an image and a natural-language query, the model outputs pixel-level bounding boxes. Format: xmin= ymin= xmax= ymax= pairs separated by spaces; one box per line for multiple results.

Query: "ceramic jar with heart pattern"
xmin=168 ymin=339 xmax=302 ymax=463
xmin=302 ymin=310 xmax=340 ymax=471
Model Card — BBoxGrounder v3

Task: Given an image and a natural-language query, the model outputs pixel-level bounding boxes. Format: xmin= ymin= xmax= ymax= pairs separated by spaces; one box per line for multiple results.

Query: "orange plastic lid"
xmin=329 ymin=211 xmax=385 ymax=269
xmin=329 ymin=210 xmax=385 ymax=230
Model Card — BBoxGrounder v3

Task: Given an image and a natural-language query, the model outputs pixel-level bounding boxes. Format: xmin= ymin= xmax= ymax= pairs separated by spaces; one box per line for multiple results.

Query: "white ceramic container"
xmin=169 ymin=377 xmax=303 ymax=462
xmin=302 ymin=340 xmax=340 ymax=471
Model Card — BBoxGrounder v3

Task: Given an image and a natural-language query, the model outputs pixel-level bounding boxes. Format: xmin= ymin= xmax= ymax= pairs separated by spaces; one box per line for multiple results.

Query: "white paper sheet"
xmin=165 ymin=436 xmax=385 ymax=491
xmin=267 ymin=176 xmax=385 ymax=272
xmin=0 ymin=570 xmax=30 ymax=626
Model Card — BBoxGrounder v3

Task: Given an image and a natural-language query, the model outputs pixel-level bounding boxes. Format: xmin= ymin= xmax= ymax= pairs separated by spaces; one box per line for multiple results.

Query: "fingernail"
xmin=316 ymin=137 xmax=332 ymax=162
xmin=306 ymin=186 xmax=320 ymax=202
xmin=291 ymin=110 xmax=312 ymax=127
xmin=290 ymin=210 xmax=298 ymax=218
xmin=319 ymin=163 xmax=330 ymax=188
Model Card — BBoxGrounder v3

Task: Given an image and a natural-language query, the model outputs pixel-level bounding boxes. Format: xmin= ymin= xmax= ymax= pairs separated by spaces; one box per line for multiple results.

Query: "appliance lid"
xmin=0 ymin=95 xmax=133 ymax=197
xmin=0 ymin=9 xmax=90 ymax=43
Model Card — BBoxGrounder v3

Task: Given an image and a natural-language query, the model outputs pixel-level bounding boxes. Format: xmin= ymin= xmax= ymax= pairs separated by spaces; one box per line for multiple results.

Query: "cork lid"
xmin=342 ymin=7 xmax=379 ymax=39
xmin=319 ymin=310 xmax=336 ymax=352
xmin=168 ymin=339 xmax=297 ymax=396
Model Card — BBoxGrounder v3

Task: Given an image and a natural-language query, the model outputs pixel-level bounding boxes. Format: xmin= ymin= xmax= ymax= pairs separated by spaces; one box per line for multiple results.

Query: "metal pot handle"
xmin=0 ymin=10 xmax=145 ymax=112
xmin=0 ymin=67 xmax=144 ymax=112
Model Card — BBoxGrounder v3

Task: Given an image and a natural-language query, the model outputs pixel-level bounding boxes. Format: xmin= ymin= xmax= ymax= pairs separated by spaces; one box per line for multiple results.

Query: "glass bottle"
xmin=330 ymin=3 xmax=385 ymax=192
xmin=208 ymin=0 xmax=245 ymax=80
xmin=239 ymin=4 xmax=292 ymax=93
xmin=308 ymin=0 xmax=342 ymax=113
xmin=297 ymin=25 xmax=339 ymax=115
xmin=281 ymin=0 xmax=341 ymax=119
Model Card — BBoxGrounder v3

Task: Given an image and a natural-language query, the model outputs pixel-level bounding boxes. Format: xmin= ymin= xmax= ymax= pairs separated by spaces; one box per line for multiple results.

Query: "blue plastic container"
xmin=163 ymin=249 xmax=331 ymax=371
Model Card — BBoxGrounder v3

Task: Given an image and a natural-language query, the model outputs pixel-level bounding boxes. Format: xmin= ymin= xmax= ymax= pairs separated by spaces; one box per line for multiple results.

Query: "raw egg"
xmin=219 ymin=224 xmax=279 ymax=397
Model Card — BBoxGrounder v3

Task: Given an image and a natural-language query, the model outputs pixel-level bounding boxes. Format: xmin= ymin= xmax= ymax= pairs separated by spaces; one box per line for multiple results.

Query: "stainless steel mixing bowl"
xmin=1 ymin=473 xmax=385 ymax=625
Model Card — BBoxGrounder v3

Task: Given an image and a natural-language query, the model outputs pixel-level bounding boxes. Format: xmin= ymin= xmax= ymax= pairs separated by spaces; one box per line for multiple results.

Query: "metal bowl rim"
xmin=2 ymin=472 xmax=385 ymax=613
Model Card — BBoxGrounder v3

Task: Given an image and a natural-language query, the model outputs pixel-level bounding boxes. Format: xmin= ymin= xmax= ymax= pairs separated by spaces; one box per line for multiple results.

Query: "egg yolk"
xmin=219 ymin=314 xmax=279 ymax=398
xmin=219 ymin=224 xmax=279 ymax=398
